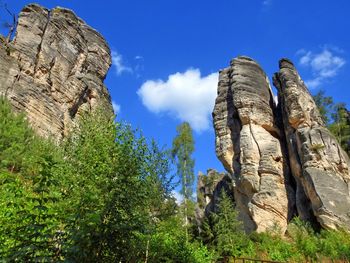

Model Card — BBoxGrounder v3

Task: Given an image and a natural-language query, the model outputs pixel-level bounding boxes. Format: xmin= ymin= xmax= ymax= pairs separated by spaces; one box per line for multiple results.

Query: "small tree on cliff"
xmin=329 ymin=103 xmax=350 ymax=155
xmin=313 ymin=91 xmax=350 ymax=156
xmin=171 ymin=122 xmax=195 ymax=241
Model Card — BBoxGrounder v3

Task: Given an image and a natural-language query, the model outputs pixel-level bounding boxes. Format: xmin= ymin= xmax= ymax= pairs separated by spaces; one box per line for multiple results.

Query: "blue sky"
xmin=4 ymin=1 xmax=350 ymax=194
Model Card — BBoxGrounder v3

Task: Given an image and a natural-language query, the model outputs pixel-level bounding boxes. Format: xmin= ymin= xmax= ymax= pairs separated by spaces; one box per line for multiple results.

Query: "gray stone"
xmin=273 ymin=59 xmax=350 ymax=230
xmin=0 ymin=4 xmax=112 ymax=139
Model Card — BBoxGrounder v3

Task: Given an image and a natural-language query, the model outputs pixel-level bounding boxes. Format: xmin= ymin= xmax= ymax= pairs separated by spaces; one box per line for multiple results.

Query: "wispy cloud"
xmin=111 ymin=50 xmax=133 ymax=75
xmin=137 ymin=69 xmax=219 ymax=133
xmin=112 ymin=101 xmax=121 ymax=115
xmin=297 ymin=47 xmax=346 ymax=89
xmin=263 ymin=0 xmax=272 ymax=6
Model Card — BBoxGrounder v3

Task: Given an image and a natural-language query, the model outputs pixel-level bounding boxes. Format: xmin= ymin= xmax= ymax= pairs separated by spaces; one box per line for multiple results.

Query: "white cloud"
xmin=137 ymin=69 xmax=219 ymax=132
xmin=112 ymin=101 xmax=121 ymax=115
xmin=298 ymin=47 xmax=345 ymax=89
xmin=111 ymin=50 xmax=132 ymax=75
xmin=171 ymin=191 xmax=183 ymax=205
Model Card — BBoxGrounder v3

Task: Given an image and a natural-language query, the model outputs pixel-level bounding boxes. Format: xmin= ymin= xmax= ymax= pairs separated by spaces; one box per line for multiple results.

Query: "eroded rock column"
xmin=213 ymin=56 xmax=294 ymax=233
xmin=274 ymin=59 xmax=350 ymax=230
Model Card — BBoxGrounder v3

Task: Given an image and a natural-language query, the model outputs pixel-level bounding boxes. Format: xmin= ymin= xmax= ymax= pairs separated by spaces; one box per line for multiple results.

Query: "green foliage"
xmin=212 ymin=191 xmax=253 ymax=259
xmin=328 ymin=103 xmax=350 ymax=155
xmin=2 ymin=96 xmax=350 ymax=262
xmin=251 ymin=232 xmax=299 ymax=262
xmin=171 ymin=122 xmax=195 ymax=240
xmin=145 ymin=215 xmax=216 ymax=262
xmin=0 ymin=97 xmax=34 ymax=173
xmin=0 ymin=98 xmax=187 ymax=261
xmin=313 ymin=91 xmax=350 ymax=155
xmin=0 ymin=97 xmax=64 ymax=261
xmin=171 ymin=122 xmax=195 ymax=201
xmin=319 ymin=229 xmax=350 ymax=260
xmin=313 ymin=90 xmax=334 ymax=124
xmin=60 ymin=109 xmax=175 ymax=261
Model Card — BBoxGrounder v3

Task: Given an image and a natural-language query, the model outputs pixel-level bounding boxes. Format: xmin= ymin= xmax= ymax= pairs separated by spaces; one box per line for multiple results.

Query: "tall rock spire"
xmin=213 ymin=56 xmax=295 ymax=233
xmin=274 ymin=58 xmax=350 ymax=230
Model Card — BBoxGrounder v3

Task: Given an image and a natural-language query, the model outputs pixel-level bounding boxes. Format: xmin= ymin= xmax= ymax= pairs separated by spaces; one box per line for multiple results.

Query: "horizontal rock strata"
xmin=274 ymin=59 xmax=350 ymax=230
xmin=0 ymin=4 xmax=112 ymax=138
xmin=213 ymin=55 xmax=350 ymax=233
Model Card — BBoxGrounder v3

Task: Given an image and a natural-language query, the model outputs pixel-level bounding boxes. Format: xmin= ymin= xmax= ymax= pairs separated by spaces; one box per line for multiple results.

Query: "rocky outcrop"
xmin=213 ymin=57 xmax=295 ymax=233
xmin=0 ymin=4 xmax=112 ymax=138
xmin=213 ymin=56 xmax=350 ymax=233
xmin=195 ymin=169 xmax=233 ymax=235
xmin=196 ymin=169 xmax=233 ymax=221
xmin=274 ymin=59 xmax=350 ymax=230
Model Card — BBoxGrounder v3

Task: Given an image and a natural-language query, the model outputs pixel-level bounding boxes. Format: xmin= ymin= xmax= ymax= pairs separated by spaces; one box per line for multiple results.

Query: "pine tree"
xmin=212 ymin=191 xmax=246 ymax=258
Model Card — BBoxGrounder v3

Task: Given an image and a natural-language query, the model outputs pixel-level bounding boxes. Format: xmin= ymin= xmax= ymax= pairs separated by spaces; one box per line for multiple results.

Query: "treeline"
xmin=1 ymin=95 xmax=350 ymax=262
xmin=0 ymin=97 xmax=213 ymax=262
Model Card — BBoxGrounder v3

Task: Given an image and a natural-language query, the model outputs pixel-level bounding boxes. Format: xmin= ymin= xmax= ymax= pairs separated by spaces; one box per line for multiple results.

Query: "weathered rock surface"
xmin=196 ymin=169 xmax=233 ymax=221
xmin=195 ymin=169 xmax=233 ymax=234
xmin=213 ymin=57 xmax=295 ymax=233
xmin=212 ymin=56 xmax=350 ymax=233
xmin=274 ymin=59 xmax=350 ymax=230
xmin=0 ymin=4 xmax=112 ymax=138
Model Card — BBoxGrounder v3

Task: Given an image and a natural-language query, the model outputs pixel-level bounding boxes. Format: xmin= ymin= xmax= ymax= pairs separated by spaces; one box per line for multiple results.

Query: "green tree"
xmin=171 ymin=122 xmax=195 ymax=241
xmin=60 ymin=109 xmax=175 ymax=261
xmin=145 ymin=215 xmax=216 ymax=263
xmin=0 ymin=98 xmax=176 ymax=261
xmin=313 ymin=91 xmax=350 ymax=156
xmin=0 ymin=97 xmax=64 ymax=261
xmin=212 ymin=191 xmax=248 ymax=259
xmin=329 ymin=103 xmax=350 ymax=155
xmin=313 ymin=90 xmax=334 ymax=124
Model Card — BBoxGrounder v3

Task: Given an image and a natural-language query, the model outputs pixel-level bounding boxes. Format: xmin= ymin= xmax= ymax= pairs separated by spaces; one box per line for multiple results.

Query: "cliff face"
xmin=274 ymin=59 xmax=350 ymax=230
xmin=0 ymin=4 xmax=112 ymax=138
xmin=213 ymin=56 xmax=350 ymax=232
xmin=213 ymin=57 xmax=294 ymax=233
xmin=196 ymin=169 xmax=232 ymax=220
xmin=195 ymin=169 xmax=233 ymax=233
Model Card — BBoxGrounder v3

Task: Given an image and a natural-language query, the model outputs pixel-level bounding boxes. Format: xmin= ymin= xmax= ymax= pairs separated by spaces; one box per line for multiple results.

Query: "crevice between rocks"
xmin=33 ymin=9 xmax=51 ymax=75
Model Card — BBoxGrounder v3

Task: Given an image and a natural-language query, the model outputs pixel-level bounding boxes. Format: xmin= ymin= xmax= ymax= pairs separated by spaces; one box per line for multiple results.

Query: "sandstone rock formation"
xmin=212 ymin=56 xmax=350 ymax=233
xmin=213 ymin=57 xmax=295 ymax=233
xmin=196 ymin=169 xmax=232 ymax=221
xmin=195 ymin=169 xmax=233 ymax=234
xmin=274 ymin=59 xmax=350 ymax=230
xmin=0 ymin=4 xmax=112 ymax=138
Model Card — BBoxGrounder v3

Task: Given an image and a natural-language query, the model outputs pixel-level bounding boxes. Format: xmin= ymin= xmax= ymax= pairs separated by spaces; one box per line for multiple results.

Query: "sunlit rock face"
xmin=0 ymin=4 xmax=113 ymax=139
xmin=274 ymin=59 xmax=350 ymax=231
xmin=213 ymin=56 xmax=350 ymax=233
xmin=213 ymin=56 xmax=295 ymax=233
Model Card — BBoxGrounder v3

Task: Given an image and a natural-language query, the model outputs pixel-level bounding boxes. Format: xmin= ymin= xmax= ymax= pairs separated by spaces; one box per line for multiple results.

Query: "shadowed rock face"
xmin=213 ymin=56 xmax=295 ymax=233
xmin=274 ymin=59 xmax=350 ymax=230
xmin=0 ymin=4 xmax=112 ymax=138
xmin=196 ymin=169 xmax=233 ymax=219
